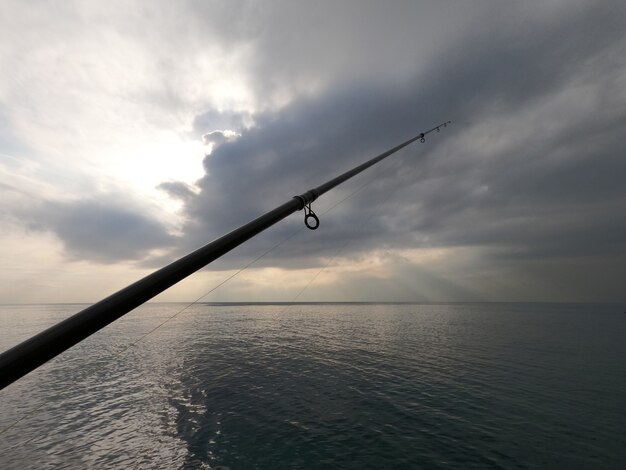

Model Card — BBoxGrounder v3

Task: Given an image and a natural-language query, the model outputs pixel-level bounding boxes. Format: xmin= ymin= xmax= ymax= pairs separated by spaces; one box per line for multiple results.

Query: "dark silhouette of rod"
xmin=0 ymin=121 xmax=451 ymax=390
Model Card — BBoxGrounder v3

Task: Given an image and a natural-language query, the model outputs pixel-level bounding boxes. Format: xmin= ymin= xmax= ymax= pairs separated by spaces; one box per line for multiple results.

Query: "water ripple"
xmin=1 ymin=303 xmax=625 ymax=468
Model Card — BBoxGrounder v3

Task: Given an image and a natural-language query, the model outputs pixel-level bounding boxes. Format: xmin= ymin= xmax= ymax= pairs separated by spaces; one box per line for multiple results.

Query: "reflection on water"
xmin=1 ymin=303 xmax=625 ymax=469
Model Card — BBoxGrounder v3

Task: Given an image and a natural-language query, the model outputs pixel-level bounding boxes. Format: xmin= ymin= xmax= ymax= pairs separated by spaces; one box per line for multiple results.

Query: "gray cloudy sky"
xmin=1 ymin=0 xmax=625 ymax=303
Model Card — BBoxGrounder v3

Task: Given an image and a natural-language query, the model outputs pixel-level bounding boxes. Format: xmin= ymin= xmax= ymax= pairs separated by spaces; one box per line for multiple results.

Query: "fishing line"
xmin=1 ymin=121 xmax=451 ymax=394
xmin=0 ymin=135 xmax=409 ymax=443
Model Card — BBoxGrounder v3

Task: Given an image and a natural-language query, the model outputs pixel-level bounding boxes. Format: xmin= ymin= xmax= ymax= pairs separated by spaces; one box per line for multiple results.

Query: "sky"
xmin=1 ymin=0 xmax=625 ymax=303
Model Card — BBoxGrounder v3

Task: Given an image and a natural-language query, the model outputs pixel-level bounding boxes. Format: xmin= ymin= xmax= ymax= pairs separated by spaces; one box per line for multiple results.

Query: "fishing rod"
xmin=0 ymin=120 xmax=451 ymax=390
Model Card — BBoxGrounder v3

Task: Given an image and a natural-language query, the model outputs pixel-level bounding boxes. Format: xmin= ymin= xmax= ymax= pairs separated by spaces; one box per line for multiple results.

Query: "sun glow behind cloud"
xmin=0 ymin=1 xmax=264 ymax=302
xmin=0 ymin=1 xmax=262 ymax=231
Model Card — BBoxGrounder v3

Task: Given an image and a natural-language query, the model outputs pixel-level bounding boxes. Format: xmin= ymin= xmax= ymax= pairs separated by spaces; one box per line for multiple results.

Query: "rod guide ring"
xmin=304 ymin=204 xmax=319 ymax=230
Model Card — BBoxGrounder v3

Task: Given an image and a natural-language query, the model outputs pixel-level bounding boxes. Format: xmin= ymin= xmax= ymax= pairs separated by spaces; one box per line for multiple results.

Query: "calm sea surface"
xmin=0 ymin=303 xmax=624 ymax=469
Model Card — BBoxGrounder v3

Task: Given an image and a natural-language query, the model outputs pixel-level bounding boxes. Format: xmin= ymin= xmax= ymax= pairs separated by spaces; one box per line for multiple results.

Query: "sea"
xmin=0 ymin=302 xmax=624 ymax=469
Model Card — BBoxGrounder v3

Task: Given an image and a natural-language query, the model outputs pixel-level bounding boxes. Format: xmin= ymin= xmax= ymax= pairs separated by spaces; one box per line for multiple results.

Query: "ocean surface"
xmin=0 ymin=303 xmax=624 ymax=469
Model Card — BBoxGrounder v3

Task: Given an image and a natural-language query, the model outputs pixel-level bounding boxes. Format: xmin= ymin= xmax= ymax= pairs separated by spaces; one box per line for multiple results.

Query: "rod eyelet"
xmin=305 ymin=213 xmax=319 ymax=230
xmin=304 ymin=204 xmax=319 ymax=230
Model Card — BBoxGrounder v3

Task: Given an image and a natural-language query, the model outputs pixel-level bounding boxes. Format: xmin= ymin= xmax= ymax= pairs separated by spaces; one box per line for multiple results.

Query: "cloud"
xmin=1 ymin=0 xmax=625 ymax=301
xmin=157 ymin=181 xmax=197 ymax=203
xmin=202 ymin=130 xmax=241 ymax=155
xmin=21 ymin=197 xmax=176 ymax=264
xmin=156 ymin=0 xmax=626 ymax=300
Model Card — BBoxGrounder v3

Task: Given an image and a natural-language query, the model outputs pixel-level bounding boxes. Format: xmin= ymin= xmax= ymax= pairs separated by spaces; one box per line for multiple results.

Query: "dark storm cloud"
xmin=23 ymin=198 xmax=176 ymax=263
xmin=168 ymin=0 xmax=626 ymax=292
